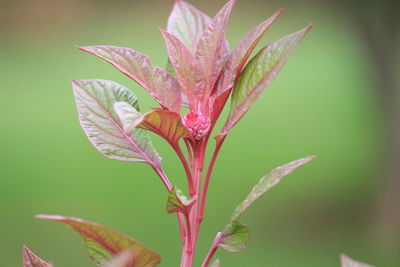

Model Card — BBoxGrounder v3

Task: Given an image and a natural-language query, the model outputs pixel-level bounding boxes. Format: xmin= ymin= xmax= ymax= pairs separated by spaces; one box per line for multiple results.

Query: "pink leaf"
xmin=22 ymin=246 xmax=52 ymax=267
xmin=78 ymin=46 xmax=182 ymax=113
xmin=161 ymin=30 xmax=204 ymax=111
xmin=213 ymin=8 xmax=284 ymax=99
xmin=36 ymin=215 xmax=161 ymax=267
xmin=195 ymin=0 xmax=236 ymax=105
xmin=167 ymin=0 xmax=211 ymax=51
xmin=217 ymin=25 xmax=312 ymax=140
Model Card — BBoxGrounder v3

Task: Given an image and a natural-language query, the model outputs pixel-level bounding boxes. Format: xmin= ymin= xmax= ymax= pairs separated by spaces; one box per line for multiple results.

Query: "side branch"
xmin=201 ymin=232 xmax=223 ymax=267
xmin=199 ymin=136 xmax=226 ymax=221
xmin=173 ymin=143 xmax=195 ymax=195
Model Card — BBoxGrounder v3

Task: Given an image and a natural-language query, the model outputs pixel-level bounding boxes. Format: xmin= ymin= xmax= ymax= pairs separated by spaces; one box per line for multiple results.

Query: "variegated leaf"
xmin=219 ymin=156 xmax=316 ymax=252
xmin=78 ymin=46 xmax=182 ymax=113
xmin=140 ymin=109 xmax=189 ymax=145
xmin=217 ymin=25 xmax=312 ymax=141
xmin=72 ymin=79 xmax=161 ymax=168
xmin=36 ymin=215 xmax=161 ymax=267
xmin=213 ymin=8 xmax=284 ymax=98
xmin=167 ymin=186 xmax=196 ymax=215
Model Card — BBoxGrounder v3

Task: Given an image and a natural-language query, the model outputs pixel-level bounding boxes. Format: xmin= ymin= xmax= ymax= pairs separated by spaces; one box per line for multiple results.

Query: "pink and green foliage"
xmin=22 ymin=0 xmax=372 ymax=266
xmin=23 ymin=246 xmax=52 ymax=267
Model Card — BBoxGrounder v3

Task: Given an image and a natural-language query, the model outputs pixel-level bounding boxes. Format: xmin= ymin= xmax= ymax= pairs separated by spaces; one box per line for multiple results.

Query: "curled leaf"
xmin=22 ymin=246 xmax=52 ymax=267
xmin=340 ymin=254 xmax=374 ymax=267
xmin=217 ymin=25 xmax=312 ymax=140
xmin=167 ymin=186 xmax=197 ymax=215
xmin=219 ymin=156 xmax=316 ymax=252
xmin=113 ymin=102 xmax=143 ymax=134
xmin=114 ymin=102 xmax=188 ymax=146
xmin=36 ymin=215 xmax=161 ymax=267
xmin=72 ymin=79 xmax=161 ymax=168
xmin=78 ymin=46 xmax=182 ymax=113
xmin=140 ymin=110 xmax=189 ymax=145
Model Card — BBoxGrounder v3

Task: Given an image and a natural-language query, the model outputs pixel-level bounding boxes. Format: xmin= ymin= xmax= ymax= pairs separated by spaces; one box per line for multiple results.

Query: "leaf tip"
xmin=304 ymin=23 xmax=313 ymax=33
xmin=35 ymin=214 xmax=63 ymax=221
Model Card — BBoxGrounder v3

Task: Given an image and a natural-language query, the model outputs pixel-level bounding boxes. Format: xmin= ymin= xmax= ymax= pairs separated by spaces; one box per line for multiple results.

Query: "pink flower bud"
xmin=182 ymin=112 xmax=211 ymax=140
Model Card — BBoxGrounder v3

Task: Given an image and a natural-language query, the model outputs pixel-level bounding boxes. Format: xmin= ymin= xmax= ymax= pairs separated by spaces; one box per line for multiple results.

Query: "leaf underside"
xmin=72 ymin=79 xmax=161 ymax=168
xmin=22 ymin=246 xmax=52 ymax=267
xmin=36 ymin=215 xmax=161 ymax=267
xmin=219 ymin=156 xmax=316 ymax=252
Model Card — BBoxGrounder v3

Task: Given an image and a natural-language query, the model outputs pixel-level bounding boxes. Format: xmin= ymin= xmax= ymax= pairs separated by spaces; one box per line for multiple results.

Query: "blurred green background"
xmin=1 ymin=0 xmax=399 ymax=266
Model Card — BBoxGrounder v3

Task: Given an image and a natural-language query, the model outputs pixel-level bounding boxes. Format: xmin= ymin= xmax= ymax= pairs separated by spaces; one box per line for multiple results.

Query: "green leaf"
xmin=217 ymin=25 xmax=312 ymax=140
xmin=22 ymin=246 xmax=52 ymax=267
xmin=36 ymin=215 xmax=161 ymax=267
xmin=72 ymin=79 xmax=161 ymax=168
xmin=105 ymin=250 xmax=136 ymax=267
xmin=219 ymin=220 xmax=249 ymax=253
xmin=219 ymin=156 xmax=316 ymax=252
xmin=167 ymin=186 xmax=196 ymax=214
xmin=340 ymin=254 xmax=374 ymax=267
xmin=210 ymin=259 xmax=220 ymax=267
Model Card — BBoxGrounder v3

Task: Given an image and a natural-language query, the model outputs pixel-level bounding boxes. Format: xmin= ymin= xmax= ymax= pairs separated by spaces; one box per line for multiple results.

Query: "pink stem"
xmin=180 ymin=138 xmax=208 ymax=267
xmin=184 ymin=138 xmax=194 ymax=165
xmin=152 ymin=166 xmax=186 ymax=244
xmin=199 ymin=137 xmax=225 ymax=222
xmin=201 ymin=232 xmax=222 ymax=267
xmin=173 ymin=143 xmax=195 ymax=195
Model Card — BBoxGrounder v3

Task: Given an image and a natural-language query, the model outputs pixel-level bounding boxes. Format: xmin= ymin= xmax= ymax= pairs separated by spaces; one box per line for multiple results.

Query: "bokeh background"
xmin=1 ymin=0 xmax=399 ymax=266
